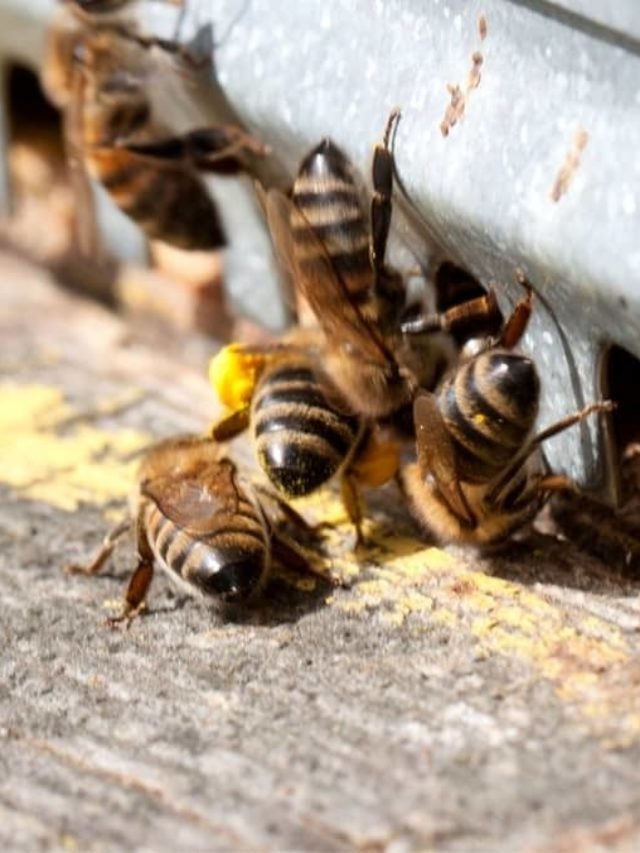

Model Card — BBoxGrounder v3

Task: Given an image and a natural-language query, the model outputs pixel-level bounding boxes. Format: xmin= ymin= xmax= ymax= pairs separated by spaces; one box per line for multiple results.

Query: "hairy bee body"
xmin=292 ymin=140 xmax=373 ymax=306
xmin=134 ymin=438 xmax=270 ymax=602
xmin=403 ymin=348 xmax=546 ymax=547
xmin=43 ymin=1 xmax=266 ymax=252
xmin=209 ymin=341 xmax=400 ymax=544
xmin=265 ymin=115 xmax=480 ymax=422
xmin=403 ymin=465 xmax=543 ymax=547
xmin=439 ymin=349 xmax=540 ymax=483
xmin=266 ymin=118 xmax=411 ymax=422
xmin=87 ymin=143 xmax=224 ymax=249
xmin=58 ymin=20 xmax=227 ymax=250
xmin=403 ymin=291 xmax=611 ymax=550
xmin=251 ymin=356 xmax=362 ymax=498
xmin=139 ymin=490 xmax=269 ymax=601
xmin=66 ymin=435 xmax=333 ymax=622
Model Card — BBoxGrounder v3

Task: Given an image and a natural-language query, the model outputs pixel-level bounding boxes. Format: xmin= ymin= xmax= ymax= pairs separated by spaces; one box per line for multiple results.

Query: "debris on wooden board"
xmin=1 ymin=252 xmax=640 ymax=851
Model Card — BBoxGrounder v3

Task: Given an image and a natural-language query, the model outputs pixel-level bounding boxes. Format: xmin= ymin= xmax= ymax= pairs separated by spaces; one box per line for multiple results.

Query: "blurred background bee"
xmin=41 ymin=0 xmax=268 ymax=258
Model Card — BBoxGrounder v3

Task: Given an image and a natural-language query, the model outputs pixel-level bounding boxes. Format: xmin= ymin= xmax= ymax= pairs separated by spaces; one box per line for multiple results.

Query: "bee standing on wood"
xmin=402 ymin=288 xmax=614 ymax=546
xmin=208 ymin=337 xmax=401 ymax=546
xmin=41 ymin=0 xmax=268 ymax=255
xmin=67 ymin=435 xmax=332 ymax=624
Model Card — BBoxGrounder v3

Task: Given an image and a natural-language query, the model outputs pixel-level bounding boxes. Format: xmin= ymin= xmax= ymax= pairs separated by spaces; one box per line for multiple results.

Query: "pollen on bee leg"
xmin=209 ymin=344 xmax=267 ymax=410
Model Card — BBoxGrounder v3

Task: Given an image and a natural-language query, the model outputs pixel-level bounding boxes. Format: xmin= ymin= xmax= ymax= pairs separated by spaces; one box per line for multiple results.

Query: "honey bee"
xmin=402 ymin=289 xmax=614 ymax=546
xmin=42 ymin=0 xmax=267 ymax=254
xmin=263 ymin=111 xmax=499 ymax=421
xmin=208 ymin=339 xmax=401 ymax=545
xmin=66 ymin=1 xmax=137 ymax=11
xmin=66 ymin=435 xmax=330 ymax=624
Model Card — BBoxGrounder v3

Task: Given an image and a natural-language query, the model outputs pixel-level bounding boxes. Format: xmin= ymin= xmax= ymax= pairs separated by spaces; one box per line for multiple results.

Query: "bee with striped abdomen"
xmin=402 ymin=289 xmax=614 ymax=546
xmin=264 ymin=112 xmax=432 ymax=421
xmin=66 ymin=0 xmax=137 ymax=11
xmin=209 ymin=339 xmax=401 ymax=545
xmin=42 ymin=0 xmax=267 ymax=255
xmin=264 ymin=112 xmax=500 ymax=422
xmin=66 ymin=435 xmax=330 ymax=624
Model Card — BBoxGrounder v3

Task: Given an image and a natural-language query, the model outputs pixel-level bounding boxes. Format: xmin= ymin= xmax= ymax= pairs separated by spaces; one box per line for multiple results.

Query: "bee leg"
xmin=271 ymin=530 xmax=349 ymax=589
xmin=487 ymin=401 xmax=615 ymax=505
xmin=184 ymin=126 xmax=269 ymax=167
xmin=340 ymin=472 xmax=366 ymax=548
xmin=107 ymin=515 xmax=155 ymax=628
xmin=111 ymin=18 xmax=209 ymax=70
xmin=65 ymin=519 xmax=132 ymax=576
xmin=106 ymin=560 xmax=154 ymax=629
xmin=341 ymin=427 xmax=402 ymax=547
xmin=253 ymin=485 xmax=328 ymax=546
xmin=209 ymin=406 xmax=251 ymax=442
xmin=122 ymin=126 xmax=267 ymax=175
xmin=401 ymin=289 xmax=502 ymax=342
xmin=499 ymin=285 xmax=533 ymax=349
xmin=440 ymin=290 xmax=502 ymax=340
xmin=536 ymin=474 xmax=576 ymax=494
xmin=369 ymin=109 xmax=401 ymax=280
xmin=530 ymin=401 xmax=616 ymax=447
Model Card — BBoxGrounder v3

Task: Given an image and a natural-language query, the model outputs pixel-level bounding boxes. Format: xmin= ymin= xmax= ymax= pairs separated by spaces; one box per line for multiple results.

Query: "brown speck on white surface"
xmin=478 ymin=14 xmax=488 ymax=40
xmin=550 ymin=128 xmax=589 ymax=202
xmin=469 ymin=51 xmax=484 ymax=90
xmin=440 ymin=84 xmax=465 ymax=137
xmin=440 ymin=50 xmax=484 ymax=136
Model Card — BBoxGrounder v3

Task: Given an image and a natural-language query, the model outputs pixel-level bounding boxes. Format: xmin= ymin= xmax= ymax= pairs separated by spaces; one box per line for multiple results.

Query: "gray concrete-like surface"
xmin=1 ymin=253 xmax=640 ymax=851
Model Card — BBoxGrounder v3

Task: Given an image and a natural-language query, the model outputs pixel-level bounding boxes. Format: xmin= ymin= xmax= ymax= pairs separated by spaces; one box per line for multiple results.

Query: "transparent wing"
xmin=141 ymin=460 xmax=238 ymax=536
xmin=265 ymin=189 xmax=395 ymax=368
xmin=414 ymin=391 xmax=476 ymax=527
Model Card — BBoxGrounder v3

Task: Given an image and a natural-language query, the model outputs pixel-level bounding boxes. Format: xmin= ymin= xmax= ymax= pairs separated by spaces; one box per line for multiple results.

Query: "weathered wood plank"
xmin=1 ymin=252 xmax=640 ymax=851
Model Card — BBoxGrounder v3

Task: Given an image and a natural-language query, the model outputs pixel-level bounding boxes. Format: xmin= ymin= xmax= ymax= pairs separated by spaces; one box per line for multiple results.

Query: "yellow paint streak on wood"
xmin=430 ymin=608 xmax=458 ymax=627
xmin=320 ymin=521 xmax=640 ymax=746
xmin=0 ymin=384 xmax=150 ymax=510
xmin=239 ymin=478 xmax=640 ymax=745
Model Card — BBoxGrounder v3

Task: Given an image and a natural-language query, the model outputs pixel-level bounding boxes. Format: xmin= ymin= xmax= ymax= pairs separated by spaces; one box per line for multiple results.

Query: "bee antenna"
xmin=383 ymin=108 xmax=402 ymax=152
xmin=215 ymin=0 xmax=252 ymax=47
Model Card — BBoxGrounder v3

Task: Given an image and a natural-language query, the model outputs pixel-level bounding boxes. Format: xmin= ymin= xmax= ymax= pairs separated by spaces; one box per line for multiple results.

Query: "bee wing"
xmin=265 ymin=189 xmax=396 ymax=368
xmin=413 ymin=391 xmax=476 ymax=527
xmin=255 ymin=183 xmax=302 ymax=318
xmin=141 ymin=461 xmax=236 ymax=536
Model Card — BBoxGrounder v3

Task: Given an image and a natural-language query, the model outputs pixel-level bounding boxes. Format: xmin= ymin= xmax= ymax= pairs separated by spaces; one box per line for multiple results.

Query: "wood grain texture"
xmin=1 ymin=251 xmax=640 ymax=852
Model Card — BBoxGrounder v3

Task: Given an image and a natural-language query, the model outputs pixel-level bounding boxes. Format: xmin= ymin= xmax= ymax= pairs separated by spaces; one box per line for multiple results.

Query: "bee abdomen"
xmin=184 ymin=532 xmax=268 ymax=601
xmin=292 ymin=139 xmax=371 ymax=296
xmin=252 ymin=363 xmax=360 ymax=496
xmin=441 ymin=353 xmax=540 ymax=482
xmin=145 ymin=501 xmax=268 ymax=601
xmin=88 ymin=150 xmax=225 ymax=249
xmin=474 ymin=351 xmax=540 ymax=426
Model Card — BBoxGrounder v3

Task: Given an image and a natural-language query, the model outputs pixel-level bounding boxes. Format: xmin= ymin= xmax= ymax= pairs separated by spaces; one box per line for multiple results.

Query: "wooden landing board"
xmin=1 ymin=251 xmax=640 ymax=851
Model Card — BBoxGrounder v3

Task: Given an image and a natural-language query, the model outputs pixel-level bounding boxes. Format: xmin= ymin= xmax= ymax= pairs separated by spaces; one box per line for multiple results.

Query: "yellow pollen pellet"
xmin=209 ymin=344 xmax=265 ymax=409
